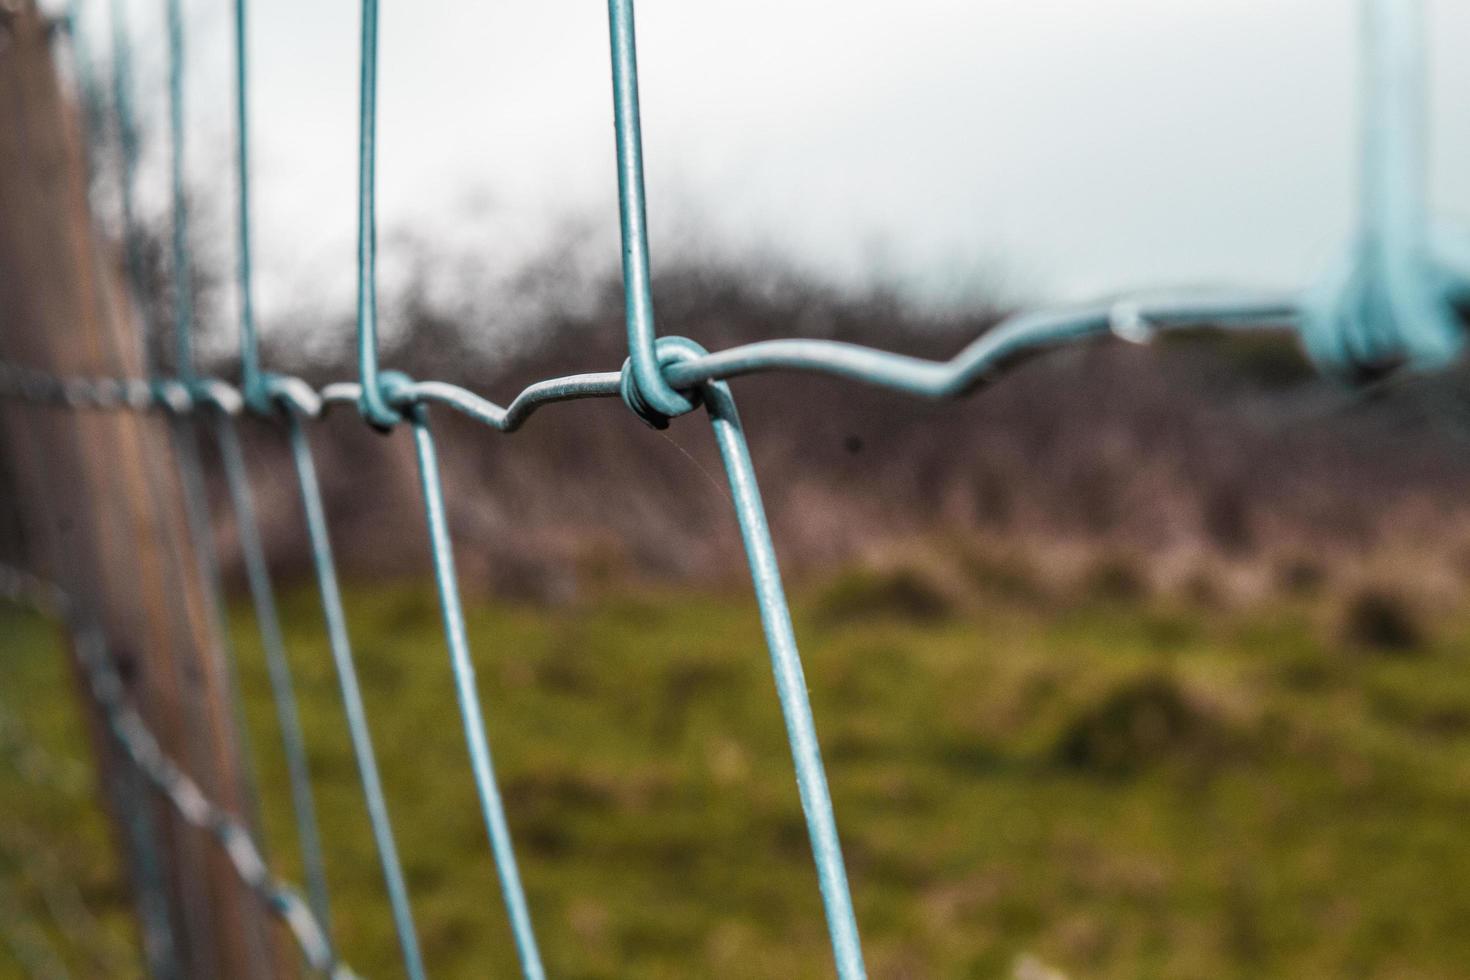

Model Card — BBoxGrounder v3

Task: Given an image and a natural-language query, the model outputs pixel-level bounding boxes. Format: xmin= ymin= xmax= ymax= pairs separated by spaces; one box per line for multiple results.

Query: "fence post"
xmin=0 ymin=4 xmax=279 ymax=975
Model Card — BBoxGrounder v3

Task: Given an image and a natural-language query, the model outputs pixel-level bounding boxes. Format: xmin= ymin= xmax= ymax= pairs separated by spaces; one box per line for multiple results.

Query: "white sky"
xmin=68 ymin=0 xmax=1470 ymax=331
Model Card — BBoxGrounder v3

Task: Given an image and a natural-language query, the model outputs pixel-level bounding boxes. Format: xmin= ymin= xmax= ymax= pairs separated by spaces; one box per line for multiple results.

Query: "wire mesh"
xmin=2 ymin=0 xmax=1469 ymax=976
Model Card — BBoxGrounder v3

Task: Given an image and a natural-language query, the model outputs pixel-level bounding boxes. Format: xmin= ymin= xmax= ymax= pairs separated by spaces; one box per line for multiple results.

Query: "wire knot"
xmin=377 ymin=370 xmax=424 ymax=423
xmin=619 ymin=336 xmax=708 ymax=429
xmin=1301 ymin=225 xmax=1470 ymax=382
xmin=242 ymin=373 xmax=275 ymax=417
xmin=355 ymin=370 xmax=417 ymax=430
xmin=263 ymin=372 xmax=324 ymax=419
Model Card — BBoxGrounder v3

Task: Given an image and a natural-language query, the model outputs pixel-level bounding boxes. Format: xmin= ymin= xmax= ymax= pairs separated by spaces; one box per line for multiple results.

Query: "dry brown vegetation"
xmin=180 ymin=252 xmax=1470 ymax=620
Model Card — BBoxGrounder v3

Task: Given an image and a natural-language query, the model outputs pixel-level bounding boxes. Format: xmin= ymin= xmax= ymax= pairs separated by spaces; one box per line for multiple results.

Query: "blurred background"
xmin=7 ymin=0 xmax=1470 ymax=977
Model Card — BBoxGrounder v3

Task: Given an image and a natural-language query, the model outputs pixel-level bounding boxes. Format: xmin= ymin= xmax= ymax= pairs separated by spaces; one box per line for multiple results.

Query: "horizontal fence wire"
xmin=1 ymin=0 xmax=1468 ymax=976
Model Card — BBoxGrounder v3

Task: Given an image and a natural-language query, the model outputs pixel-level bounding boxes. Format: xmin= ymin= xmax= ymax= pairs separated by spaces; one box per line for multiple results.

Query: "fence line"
xmin=2 ymin=0 xmax=1467 ymax=975
xmin=0 ymin=565 xmax=356 ymax=978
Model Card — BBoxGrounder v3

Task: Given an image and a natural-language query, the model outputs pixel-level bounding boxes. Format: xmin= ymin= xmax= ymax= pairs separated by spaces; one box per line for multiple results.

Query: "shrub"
xmin=1083 ymin=556 xmax=1147 ymax=603
xmin=1276 ymin=557 xmax=1326 ymax=596
xmin=814 ymin=566 xmax=954 ymax=625
xmin=1053 ymin=673 xmax=1228 ymax=776
xmin=1341 ymin=589 xmax=1424 ymax=654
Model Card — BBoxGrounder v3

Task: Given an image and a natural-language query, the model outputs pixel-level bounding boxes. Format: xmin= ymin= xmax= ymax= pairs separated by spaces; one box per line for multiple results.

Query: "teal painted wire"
xmin=1362 ymin=0 xmax=1427 ymax=283
xmin=407 ymin=408 xmax=545 ymax=980
xmin=107 ymin=0 xmax=151 ymax=378
xmin=401 ymin=372 xmax=624 ymax=431
xmin=283 ymin=413 xmax=426 ymax=980
xmin=171 ymin=419 xmax=266 ymax=817
xmin=1301 ymin=0 xmax=1467 ymax=376
xmin=120 ymin=6 xmax=251 ymax=967
xmin=605 ymin=0 xmax=690 ymax=421
xmin=13 ymin=1 xmax=1470 ymax=971
xmin=662 ymin=292 xmax=1297 ymax=396
xmin=211 ymin=411 xmax=336 ymax=956
xmin=164 ymin=0 xmax=193 ymax=380
xmin=232 ymin=0 xmax=265 ymax=412
xmin=162 ymin=4 xmax=276 ymax=970
xmin=168 ymin=416 xmax=274 ymax=980
xmin=695 ymin=357 xmax=866 ymax=979
xmin=354 ymin=0 xmax=397 ymax=429
xmin=225 ymin=0 xmax=335 ymax=951
xmin=0 ymin=289 xmax=1299 ymax=422
xmin=1 ymin=288 xmax=1297 ymax=423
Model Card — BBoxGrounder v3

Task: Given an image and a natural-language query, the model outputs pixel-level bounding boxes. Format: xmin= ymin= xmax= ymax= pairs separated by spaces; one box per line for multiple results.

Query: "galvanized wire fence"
xmin=1 ymin=0 xmax=1468 ymax=976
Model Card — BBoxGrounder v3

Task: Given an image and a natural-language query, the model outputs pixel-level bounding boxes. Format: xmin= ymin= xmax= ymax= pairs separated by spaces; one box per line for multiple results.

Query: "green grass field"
xmin=6 ymin=559 xmax=1470 ymax=978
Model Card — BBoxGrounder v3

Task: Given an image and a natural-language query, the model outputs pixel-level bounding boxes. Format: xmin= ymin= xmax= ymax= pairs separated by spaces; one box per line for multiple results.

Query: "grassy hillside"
xmin=6 ymin=558 xmax=1470 ymax=978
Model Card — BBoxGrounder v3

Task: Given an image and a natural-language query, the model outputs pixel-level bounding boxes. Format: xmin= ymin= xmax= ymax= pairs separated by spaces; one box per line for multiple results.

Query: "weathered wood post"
xmin=0 ymin=4 xmax=277 ymax=975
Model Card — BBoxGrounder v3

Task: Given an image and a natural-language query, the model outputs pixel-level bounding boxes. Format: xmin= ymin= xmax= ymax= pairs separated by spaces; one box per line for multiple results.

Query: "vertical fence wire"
xmin=284 ymin=411 xmax=426 ymax=980
xmin=159 ymin=3 xmax=276 ymax=971
xmin=163 ymin=0 xmax=193 ymax=383
xmin=602 ymin=0 xmax=868 ymax=970
xmin=407 ymin=408 xmax=545 ymax=980
xmin=231 ymin=0 xmax=264 ymax=412
xmin=354 ymin=0 xmax=396 ymax=429
xmin=210 ymin=409 xmax=336 ymax=951
xmin=224 ymin=0 xmax=337 ymax=956
xmin=347 ymin=0 xmax=552 ymax=962
xmin=701 ymin=359 xmax=866 ymax=979
xmin=11 ymin=0 xmax=1469 ymax=976
xmin=1303 ymin=0 xmax=1464 ymax=375
xmin=605 ymin=0 xmax=685 ymax=421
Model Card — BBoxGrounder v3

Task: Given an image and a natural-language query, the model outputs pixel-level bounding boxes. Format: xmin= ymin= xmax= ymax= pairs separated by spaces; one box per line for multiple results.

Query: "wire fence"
xmin=1 ymin=0 xmax=1467 ymax=976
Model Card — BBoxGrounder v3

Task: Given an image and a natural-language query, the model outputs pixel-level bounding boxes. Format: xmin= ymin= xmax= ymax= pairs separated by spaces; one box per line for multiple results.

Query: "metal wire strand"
xmin=6 ymin=2 xmax=1468 ymax=977
xmin=221 ymin=0 xmax=336 ymax=949
xmin=0 ymin=289 xmax=1302 ymax=427
xmin=283 ymin=411 xmax=426 ymax=980
xmin=0 ymin=566 xmax=354 ymax=979
xmin=164 ymin=0 xmax=193 ymax=382
xmin=354 ymin=0 xmax=397 ymax=429
xmin=211 ymin=409 xmax=336 ymax=949
xmin=1301 ymin=0 xmax=1470 ymax=376
xmin=407 ymin=407 xmax=546 ymax=980
xmin=697 ymin=363 xmax=866 ymax=979
xmin=605 ymin=0 xmax=690 ymax=421
xmin=161 ymin=4 xmax=277 ymax=970
xmin=232 ymin=0 xmax=267 ymax=413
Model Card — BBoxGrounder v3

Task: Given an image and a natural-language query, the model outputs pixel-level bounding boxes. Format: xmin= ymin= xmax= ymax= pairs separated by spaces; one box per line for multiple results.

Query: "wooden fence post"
xmin=0 ymin=4 xmax=278 ymax=975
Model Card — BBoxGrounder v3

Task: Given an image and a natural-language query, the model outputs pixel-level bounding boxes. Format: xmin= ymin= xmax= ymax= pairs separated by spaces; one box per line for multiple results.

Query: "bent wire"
xmin=5 ymin=0 xmax=1469 ymax=976
xmin=283 ymin=412 xmax=427 ymax=980
xmin=699 ymin=354 xmax=867 ymax=979
xmin=162 ymin=4 xmax=276 ymax=972
xmin=407 ymin=406 xmax=547 ymax=980
xmin=1300 ymin=0 xmax=1470 ymax=377
xmin=606 ymin=0 xmax=687 ymax=421
xmin=210 ymin=409 xmax=336 ymax=948
xmin=354 ymin=0 xmax=397 ymax=429
xmin=232 ymin=0 xmax=268 ymax=414
xmin=222 ymin=3 xmax=336 ymax=944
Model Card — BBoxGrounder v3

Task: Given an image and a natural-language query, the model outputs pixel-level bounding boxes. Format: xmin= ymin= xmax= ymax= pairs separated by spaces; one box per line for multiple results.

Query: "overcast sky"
xmin=69 ymin=0 xmax=1470 ymax=331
